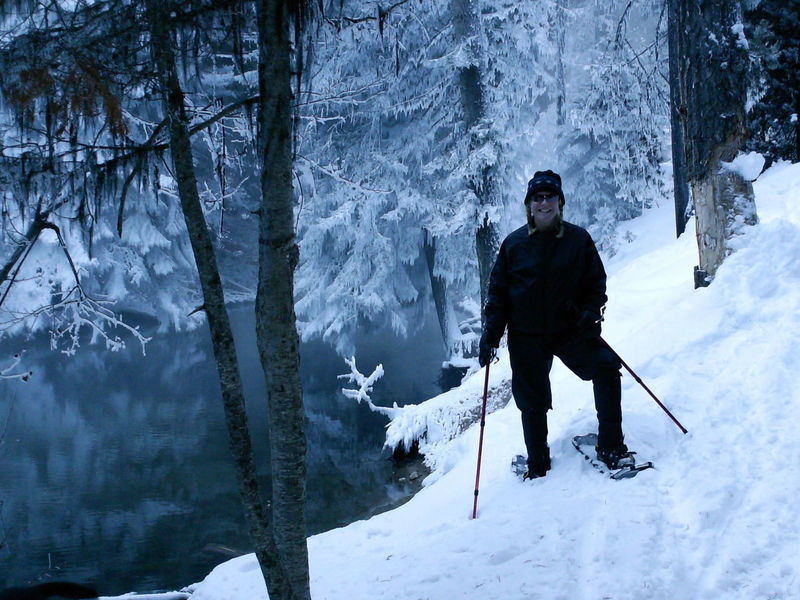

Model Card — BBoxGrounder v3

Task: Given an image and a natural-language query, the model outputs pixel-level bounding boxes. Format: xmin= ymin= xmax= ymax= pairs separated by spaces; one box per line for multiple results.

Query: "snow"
xmin=722 ymin=151 xmax=766 ymax=181
xmin=338 ymin=357 xmax=397 ymax=418
xmin=189 ymin=162 xmax=800 ymax=600
xmin=731 ymin=23 xmax=749 ymax=50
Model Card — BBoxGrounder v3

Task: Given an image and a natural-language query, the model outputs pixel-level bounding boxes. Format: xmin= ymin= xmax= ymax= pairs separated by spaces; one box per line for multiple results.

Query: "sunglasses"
xmin=530 ymin=193 xmax=559 ymax=203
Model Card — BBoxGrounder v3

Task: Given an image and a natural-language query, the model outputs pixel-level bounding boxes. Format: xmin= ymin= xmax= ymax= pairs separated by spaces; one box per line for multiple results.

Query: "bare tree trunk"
xmin=670 ymin=0 xmax=757 ymax=285
xmin=667 ymin=0 xmax=690 ymax=237
xmin=451 ymin=0 xmax=501 ymax=316
xmin=424 ymin=231 xmax=458 ymax=355
xmin=145 ymin=2 xmax=294 ymax=597
xmin=255 ymin=1 xmax=311 ymax=599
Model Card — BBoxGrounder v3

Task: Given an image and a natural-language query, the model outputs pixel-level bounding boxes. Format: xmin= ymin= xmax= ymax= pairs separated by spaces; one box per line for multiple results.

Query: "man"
xmin=479 ymin=170 xmax=631 ymax=479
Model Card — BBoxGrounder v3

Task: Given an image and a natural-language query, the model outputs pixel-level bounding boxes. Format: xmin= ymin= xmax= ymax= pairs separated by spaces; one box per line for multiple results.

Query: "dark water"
xmin=0 ymin=305 xmax=444 ymax=593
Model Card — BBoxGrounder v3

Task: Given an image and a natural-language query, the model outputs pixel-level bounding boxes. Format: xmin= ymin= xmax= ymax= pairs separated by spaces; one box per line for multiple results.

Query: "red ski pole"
xmin=472 ymin=360 xmax=491 ymax=519
xmin=598 ymin=336 xmax=688 ymax=435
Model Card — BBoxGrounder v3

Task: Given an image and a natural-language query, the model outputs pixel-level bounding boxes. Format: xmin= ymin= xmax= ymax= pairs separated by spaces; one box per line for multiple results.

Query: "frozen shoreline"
xmin=188 ymin=162 xmax=800 ymax=600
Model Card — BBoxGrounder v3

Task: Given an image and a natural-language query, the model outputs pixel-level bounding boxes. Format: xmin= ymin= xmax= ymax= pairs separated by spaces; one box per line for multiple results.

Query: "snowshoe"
xmin=595 ymin=444 xmax=635 ymax=470
xmin=572 ymin=433 xmax=653 ymax=480
xmin=511 ymin=451 xmax=550 ymax=480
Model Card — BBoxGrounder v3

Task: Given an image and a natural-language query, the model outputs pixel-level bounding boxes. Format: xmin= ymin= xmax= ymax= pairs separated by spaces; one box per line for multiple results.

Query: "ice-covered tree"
xmin=294 ymin=0 xmax=562 ymax=358
xmin=0 ymin=0 xmax=260 ymax=346
xmin=556 ymin=0 xmax=668 ymax=255
xmin=744 ymin=0 xmax=800 ymax=165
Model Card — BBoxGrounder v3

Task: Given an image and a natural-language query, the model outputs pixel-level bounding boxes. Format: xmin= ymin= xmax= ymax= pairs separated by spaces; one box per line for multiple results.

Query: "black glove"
xmin=478 ymin=333 xmax=497 ymax=367
xmin=576 ymin=310 xmax=602 ymax=339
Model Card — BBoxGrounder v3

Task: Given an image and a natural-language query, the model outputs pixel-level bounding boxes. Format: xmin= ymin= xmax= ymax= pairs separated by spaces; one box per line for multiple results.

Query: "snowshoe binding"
xmin=511 ymin=449 xmax=551 ymax=480
xmin=572 ymin=433 xmax=653 ymax=480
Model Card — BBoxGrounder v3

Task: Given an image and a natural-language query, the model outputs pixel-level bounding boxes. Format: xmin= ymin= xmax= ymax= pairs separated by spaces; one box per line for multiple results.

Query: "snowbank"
xmin=382 ymin=359 xmax=512 ymax=478
xmin=190 ymin=162 xmax=800 ymax=600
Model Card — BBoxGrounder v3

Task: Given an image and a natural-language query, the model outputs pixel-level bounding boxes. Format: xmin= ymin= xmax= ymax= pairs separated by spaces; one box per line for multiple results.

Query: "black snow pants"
xmin=507 ymin=330 xmax=624 ymax=459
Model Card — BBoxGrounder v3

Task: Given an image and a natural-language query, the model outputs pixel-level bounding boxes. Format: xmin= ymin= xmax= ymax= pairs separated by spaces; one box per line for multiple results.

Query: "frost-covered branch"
xmin=338 ymin=356 xmax=400 ymax=418
xmin=338 ymin=353 xmax=513 ymax=474
xmin=0 ymin=286 xmax=150 ymax=355
xmin=0 ymin=353 xmax=31 ymax=382
xmin=0 ymin=208 xmax=50 ymax=293
xmin=0 ymin=219 xmax=150 ymax=355
xmin=299 ymin=156 xmax=393 ymax=194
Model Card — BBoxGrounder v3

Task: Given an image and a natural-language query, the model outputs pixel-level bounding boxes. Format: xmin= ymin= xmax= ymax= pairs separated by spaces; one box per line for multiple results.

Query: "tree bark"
xmin=667 ymin=0 xmax=690 ymax=237
xmin=145 ymin=1 xmax=294 ymax=597
xmin=670 ymin=0 xmax=757 ymax=283
xmin=451 ymin=0 xmax=501 ymax=316
xmin=255 ymin=1 xmax=311 ymax=600
xmin=424 ymin=231 xmax=458 ymax=355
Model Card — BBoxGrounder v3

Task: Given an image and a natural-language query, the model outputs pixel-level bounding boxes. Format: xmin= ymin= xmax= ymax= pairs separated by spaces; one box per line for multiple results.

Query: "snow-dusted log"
xmin=99 ymin=593 xmax=190 ymax=600
xmin=341 ymin=353 xmax=512 ymax=472
xmin=383 ymin=376 xmax=511 ymax=472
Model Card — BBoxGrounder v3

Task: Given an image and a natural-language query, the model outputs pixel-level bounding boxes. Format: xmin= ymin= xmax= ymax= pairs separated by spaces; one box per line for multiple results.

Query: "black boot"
xmin=595 ymin=443 xmax=633 ymax=469
xmin=524 ymin=446 xmax=551 ymax=480
xmin=593 ymin=372 xmax=624 ymax=450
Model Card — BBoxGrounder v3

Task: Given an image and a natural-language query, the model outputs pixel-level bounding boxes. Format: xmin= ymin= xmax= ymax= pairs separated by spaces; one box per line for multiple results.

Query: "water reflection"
xmin=0 ymin=306 xmax=443 ymax=593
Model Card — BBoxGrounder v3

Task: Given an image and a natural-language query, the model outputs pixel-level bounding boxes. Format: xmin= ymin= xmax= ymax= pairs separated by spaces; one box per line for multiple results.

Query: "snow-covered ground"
xmin=190 ymin=162 xmax=800 ymax=600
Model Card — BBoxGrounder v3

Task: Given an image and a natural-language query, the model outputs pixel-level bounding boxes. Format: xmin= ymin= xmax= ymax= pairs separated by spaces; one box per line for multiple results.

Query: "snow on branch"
xmin=382 ymin=376 xmax=512 ymax=470
xmin=339 ymin=353 xmax=513 ymax=477
xmin=338 ymin=356 xmax=400 ymax=418
xmin=0 ymin=218 xmax=151 ymax=356
xmin=0 ymin=352 xmax=31 ymax=382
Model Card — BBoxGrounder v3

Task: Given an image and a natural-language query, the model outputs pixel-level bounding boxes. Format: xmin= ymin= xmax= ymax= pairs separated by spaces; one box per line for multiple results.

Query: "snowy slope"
xmin=190 ymin=162 xmax=800 ymax=600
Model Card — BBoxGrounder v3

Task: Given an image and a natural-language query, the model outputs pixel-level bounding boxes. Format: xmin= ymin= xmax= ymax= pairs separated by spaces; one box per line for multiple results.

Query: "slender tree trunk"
xmin=255 ymin=1 xmax=311 ymax=599
xmin=145 ymin=2 xmax=294 ymax=597
xmin=424 ymin=232 xmax=458 ymax=355
xmin=670 ymin=0 xmax=757 ymax=284
xmin=451 ymin=0 xmax=501 ymax=316
xmin=667 ymin=0 xmax=690 ymax=237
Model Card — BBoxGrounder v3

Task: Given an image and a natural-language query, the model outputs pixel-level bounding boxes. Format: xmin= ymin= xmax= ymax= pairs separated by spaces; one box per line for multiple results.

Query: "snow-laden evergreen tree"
xmin=744 ymin=0 xmax=800 ymax=164
xmin=556 ymin=0 xmax=668 ymax=255
xmin=0 ymin=0 xmax=674 ymax=360
xmin=0 ymin=1 xmax=261 ymax=348
xmin=295 ymin=0 xmax=561 ymax=358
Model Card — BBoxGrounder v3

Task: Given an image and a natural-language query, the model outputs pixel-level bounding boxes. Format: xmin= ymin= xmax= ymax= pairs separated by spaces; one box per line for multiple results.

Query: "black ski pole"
xmin=598 ymin=336 xmax=688 ymax=435
xmin=471 ymin=359 xmax=491 ymax=519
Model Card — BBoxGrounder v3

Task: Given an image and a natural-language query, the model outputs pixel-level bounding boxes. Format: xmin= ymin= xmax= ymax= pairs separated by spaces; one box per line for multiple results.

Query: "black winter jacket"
xmin=483 ymin=221 xmax=607 ymax=346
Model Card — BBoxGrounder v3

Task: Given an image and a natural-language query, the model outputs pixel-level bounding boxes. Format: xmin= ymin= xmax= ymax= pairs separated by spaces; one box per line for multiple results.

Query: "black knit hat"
xmin=524 ymin=170 xmax=565 ymax=207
